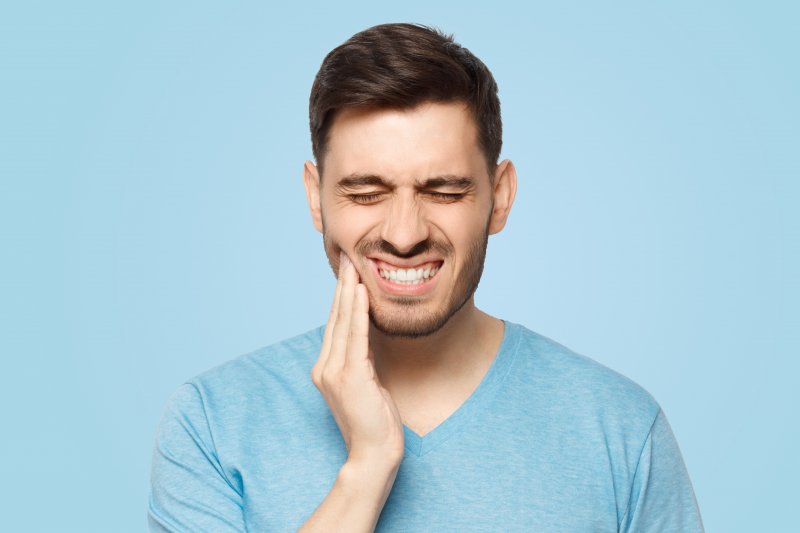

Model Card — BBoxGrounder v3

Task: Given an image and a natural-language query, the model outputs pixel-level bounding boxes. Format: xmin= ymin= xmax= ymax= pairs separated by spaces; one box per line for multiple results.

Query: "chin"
xmin=367 ymin=293 xmax=472 ymax=339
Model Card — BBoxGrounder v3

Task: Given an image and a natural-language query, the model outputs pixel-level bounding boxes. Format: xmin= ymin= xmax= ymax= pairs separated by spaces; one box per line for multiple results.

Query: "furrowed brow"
xmin=417 ymin=175 xmax=475 ymax=190
xmin=335 ymin=174 xmax=392 ymax=191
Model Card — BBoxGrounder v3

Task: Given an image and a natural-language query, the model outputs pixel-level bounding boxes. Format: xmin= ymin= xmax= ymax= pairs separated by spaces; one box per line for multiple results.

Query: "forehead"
xmin=324 ymin=101 xmax=486 ymax=183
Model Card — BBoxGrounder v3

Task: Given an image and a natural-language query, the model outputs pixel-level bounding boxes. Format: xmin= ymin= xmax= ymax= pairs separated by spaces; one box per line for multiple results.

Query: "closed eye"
xmin=427 ymin=192 xmax=466 ymax=202
xmin=347 ymin=191 xmax=466 ymax=204
xmin=348 ymin=193 xmax=385 ymax=204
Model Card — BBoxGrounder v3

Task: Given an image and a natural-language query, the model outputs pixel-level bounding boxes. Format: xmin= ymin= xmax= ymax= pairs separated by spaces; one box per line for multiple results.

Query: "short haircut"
xmin=309 ymin=23 xmax=502 ymax=179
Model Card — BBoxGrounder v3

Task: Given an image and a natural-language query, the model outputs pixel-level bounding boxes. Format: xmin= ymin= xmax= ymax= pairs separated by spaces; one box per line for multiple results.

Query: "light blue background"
xmin=1 ymin=1 xmax=797 ymax=531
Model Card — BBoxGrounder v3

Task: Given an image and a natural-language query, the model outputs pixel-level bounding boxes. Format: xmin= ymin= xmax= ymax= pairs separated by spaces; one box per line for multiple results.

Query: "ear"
xmin=488 ymin=159 xmax=518 ymax=235
xmin=303 ymin=160 xmax=323 ymax=233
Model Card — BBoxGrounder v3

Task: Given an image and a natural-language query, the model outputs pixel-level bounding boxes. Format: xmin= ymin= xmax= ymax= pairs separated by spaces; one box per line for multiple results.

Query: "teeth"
xmin=379 ymin=264 xmax=440 ymax=284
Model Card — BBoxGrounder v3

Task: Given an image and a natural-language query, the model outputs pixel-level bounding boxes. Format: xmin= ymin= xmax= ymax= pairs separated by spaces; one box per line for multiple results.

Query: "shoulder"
xmin=506 ymin=321 xmax=661 ymax=429
xmin=165 ymin=326 xmax=325 ymax=414
xmin=154 ymin=326 xmax=327 ymax=452
xmin=196 ymin=326 xmax=323 ymax=384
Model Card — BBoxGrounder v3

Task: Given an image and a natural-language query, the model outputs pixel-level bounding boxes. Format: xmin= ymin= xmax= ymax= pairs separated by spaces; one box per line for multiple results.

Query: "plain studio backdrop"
xmin=1 ymin=1 xmax=797 ymax=531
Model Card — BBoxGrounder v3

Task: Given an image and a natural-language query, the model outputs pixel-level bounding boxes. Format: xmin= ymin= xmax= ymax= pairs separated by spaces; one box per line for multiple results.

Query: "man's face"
xmin=305 ymin=101 xmax=510 ymax=338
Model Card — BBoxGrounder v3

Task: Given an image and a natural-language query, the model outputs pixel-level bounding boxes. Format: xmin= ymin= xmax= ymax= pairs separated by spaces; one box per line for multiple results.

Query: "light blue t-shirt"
xmin=148 ymin=321 xmax=704 ymax=532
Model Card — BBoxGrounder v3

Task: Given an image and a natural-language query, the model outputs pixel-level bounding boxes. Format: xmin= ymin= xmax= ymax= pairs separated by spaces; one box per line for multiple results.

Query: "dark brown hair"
xmin=309 ymin=23 xmax=502 ymax=178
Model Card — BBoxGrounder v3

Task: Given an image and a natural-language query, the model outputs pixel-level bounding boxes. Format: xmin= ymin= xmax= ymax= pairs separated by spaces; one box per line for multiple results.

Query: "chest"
xmin=234 ymin=425 xmax=623 ymax=533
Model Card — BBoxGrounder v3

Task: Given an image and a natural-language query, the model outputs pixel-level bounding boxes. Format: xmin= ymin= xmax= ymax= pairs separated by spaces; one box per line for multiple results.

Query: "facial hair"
xmin=322 ymin=228 xmax=489 ymax=339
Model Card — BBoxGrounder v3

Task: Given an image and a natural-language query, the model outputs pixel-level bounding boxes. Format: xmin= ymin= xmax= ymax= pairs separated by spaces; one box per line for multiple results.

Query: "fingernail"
xmin=340 ymin=252 xmax=351 ymax=268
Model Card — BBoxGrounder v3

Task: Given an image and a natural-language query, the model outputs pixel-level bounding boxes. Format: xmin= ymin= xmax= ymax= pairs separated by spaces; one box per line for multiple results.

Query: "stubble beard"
xmin=322 ymin=229 xmax=489 ymax=339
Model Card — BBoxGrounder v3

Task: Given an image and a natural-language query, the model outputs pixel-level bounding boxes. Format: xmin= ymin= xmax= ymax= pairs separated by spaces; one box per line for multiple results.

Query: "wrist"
xmin=339 ymin=455 xmax=401 ymax=500
xmin=347 ymin=447 xmax=403 ymax=472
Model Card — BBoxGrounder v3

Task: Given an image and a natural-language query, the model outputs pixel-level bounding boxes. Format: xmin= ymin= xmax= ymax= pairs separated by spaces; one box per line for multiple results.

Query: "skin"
xmin=299 ymin=101 xmax=516 ymax=531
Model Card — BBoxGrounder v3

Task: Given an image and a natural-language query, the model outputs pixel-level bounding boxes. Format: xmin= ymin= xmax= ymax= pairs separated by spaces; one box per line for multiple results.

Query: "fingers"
xmin=347 ymin=283 xmax=370 ymax=371
xmin=318 ymin=260 xmax=344 ymax=362
xmin=327 ymin=253 xmax=357 ymax=371
xmin=314 ymin=252 xmax=349 ymax=385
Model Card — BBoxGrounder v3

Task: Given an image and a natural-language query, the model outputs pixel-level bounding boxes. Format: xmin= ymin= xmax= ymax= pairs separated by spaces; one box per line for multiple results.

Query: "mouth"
xmin=368 ymin=258 xmax=444 ymax=296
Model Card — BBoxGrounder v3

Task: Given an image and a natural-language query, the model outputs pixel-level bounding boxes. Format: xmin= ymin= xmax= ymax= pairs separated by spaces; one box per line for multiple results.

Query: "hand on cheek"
xmin=310 ymin=251 xmax=405 ymax=467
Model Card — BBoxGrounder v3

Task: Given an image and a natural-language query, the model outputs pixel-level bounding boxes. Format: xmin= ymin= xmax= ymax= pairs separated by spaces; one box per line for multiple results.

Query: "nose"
xmin=379 ymin=192 xmax=430 ymax=255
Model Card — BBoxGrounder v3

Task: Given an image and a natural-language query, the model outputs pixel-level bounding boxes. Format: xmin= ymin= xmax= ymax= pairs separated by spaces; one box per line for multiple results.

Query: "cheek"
xmin=326 ymin=205 xmax=382 ymax=240
xmin=322 ymin=209 xmax=378 ymax=262
xmin=432 ymin=207 xmax=489 ymax=245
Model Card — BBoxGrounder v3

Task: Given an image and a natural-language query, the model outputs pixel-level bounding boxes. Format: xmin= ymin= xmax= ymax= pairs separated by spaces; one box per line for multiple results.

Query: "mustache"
xmin=355 ymin=238 xmax=453 ymax=259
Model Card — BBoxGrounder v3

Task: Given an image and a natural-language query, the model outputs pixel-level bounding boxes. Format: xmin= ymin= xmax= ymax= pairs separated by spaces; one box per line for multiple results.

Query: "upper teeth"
xmin=379 ymin=264 xmax=439 ymax=284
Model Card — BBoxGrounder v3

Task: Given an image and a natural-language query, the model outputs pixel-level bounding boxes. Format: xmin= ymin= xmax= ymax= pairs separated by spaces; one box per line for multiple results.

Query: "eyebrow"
xmin=336 ymin=173 xmax=475 ymax=191
xmin=418 ymin=175 xmax=475 ymax=190
xmin=336 ymin=174 xmax=387 ymax=190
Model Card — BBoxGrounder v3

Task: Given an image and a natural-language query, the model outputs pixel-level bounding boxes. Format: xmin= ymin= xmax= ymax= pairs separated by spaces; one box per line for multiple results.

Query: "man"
xmin=149 ymin=23 xmax=704 ymax=532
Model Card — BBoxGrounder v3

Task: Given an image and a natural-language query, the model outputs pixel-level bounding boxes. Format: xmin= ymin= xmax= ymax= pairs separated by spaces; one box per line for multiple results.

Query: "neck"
xmin=368 ymin=298 xmax=503 ymax=389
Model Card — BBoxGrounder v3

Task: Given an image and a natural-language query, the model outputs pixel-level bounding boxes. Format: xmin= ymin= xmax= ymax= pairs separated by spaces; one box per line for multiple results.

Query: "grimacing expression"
xmin=322 ymin=224 xmax=490 ymax=338
xmin=304 ymin=101 xmax=514 ymax=338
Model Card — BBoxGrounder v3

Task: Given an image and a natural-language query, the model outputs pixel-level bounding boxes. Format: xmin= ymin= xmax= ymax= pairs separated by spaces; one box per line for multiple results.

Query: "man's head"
xmin=303 ymin=24 xmax=516 ymax=338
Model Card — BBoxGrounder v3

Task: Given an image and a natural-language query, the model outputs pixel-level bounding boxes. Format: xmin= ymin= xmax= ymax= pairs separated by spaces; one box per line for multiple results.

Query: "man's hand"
xmin=299 ymin=252 xmax=404 ymax=532
xmin=311 ymin=252 xmax=405 ymax=467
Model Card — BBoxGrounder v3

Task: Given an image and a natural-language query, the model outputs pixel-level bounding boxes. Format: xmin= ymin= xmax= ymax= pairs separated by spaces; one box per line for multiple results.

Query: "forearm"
xmin=297 ymin=458 xmax=400 ymax=533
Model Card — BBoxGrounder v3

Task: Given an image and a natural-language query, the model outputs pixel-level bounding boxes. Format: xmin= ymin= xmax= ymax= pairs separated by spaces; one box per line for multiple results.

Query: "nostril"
xmin=375 ymin=238 xmax=434 ymax=259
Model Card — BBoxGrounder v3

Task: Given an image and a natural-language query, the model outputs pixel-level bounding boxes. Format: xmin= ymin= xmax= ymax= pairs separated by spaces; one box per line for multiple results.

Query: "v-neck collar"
xmin=401 ymin=320 xmax=522 ymax=458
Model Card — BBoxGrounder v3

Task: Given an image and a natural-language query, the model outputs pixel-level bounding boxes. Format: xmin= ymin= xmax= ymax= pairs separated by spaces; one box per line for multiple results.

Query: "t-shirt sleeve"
xmin=148 ymin=383 xmax=246 ymax=532
xmin=621 ymin=408 xmax=705 ymax=533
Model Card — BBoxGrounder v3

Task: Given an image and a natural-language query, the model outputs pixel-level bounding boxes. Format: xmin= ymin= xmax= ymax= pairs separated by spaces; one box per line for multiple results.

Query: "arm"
xmin=297 ymin=457 xmax=399 ymax=533
xmin=621 ymin=408 xmax=705 ymax=533
xmin=299 ymin=252 xmax=405 ymax=532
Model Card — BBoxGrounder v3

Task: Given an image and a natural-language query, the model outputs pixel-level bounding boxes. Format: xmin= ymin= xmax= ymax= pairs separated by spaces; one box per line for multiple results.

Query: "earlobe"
xmin=303 ymin=160 xmax=324 ymax=233
xmin=488 ymin=159 xmax=518 ymax=235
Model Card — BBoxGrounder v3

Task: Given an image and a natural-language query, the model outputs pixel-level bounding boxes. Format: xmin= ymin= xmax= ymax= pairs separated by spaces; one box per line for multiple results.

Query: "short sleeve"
xmin=148 ymin=383 xmax=246 ymax=532
xmin=621 ymin=408 xmax=705 ymax=532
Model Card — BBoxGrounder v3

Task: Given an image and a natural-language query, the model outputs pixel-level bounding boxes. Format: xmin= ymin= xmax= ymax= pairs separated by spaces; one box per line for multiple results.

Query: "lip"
xmin=368 ymin=258 xmax=442 ymax=297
